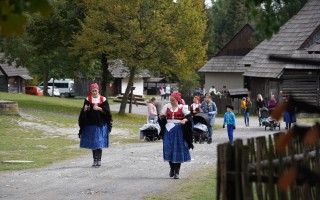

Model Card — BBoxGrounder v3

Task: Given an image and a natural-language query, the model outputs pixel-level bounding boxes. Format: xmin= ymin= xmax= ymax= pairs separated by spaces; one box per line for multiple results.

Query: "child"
xmin=223 ymin=105 xmax=236 ymax=142
xmin=240 ymin=97 xmax=247 ymax=126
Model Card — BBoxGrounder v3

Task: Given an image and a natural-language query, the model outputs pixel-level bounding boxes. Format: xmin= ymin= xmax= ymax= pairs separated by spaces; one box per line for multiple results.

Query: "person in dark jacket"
xmin=158 ymin=91 xmax=193 ymax=179
xmin=282 ymin=96 xmax=296 ymax=129
xmin=78 ymin=83 xmax=113 ymax=167
xmin=256 ymin=94 xmax=266 ymax=126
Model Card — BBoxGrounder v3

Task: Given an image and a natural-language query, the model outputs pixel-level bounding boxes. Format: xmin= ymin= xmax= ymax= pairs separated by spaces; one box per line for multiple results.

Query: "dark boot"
xmin=169 ymin=161 xmax=174 ymax=177
xmin=96 ymin=149 xmax=102 ymax=167
xmin=173 ymin=163 xmax=181 ymax=179
xmin=92 ymin=150 xmax=98 ymax=167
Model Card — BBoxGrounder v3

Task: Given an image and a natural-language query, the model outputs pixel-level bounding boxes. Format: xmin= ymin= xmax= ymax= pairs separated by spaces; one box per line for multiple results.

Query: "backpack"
xmin=240 ymin=100 xmax=246 ymax=109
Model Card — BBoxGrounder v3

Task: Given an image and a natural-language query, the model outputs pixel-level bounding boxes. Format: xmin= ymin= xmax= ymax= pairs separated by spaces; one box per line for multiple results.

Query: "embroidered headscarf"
xmin=194 ymin=96 xmax=200 ymax=104
xmin=171 ymin=91 xmax=183 ymax=104
xmin=88 ymin=83 xmax=99 ymax=96
xmin=90 ymin=83 xmax=99 ymax=91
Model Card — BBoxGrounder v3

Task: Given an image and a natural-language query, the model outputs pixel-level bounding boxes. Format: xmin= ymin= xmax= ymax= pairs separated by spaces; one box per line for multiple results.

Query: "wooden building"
xmin=74 ymin=59 xmax=150 ymax=97
xmin=198 ymin=24 xmax=255 ymax=95
xmin=241 ymin=0 xmax=320 ymax=106
xmin=0 ymin=63 xmax=32 ymax=94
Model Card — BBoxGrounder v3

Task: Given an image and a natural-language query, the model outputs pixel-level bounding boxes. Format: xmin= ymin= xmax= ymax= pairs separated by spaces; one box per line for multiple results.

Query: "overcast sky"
xmin=173 ymin=0 xmax=213 ymax=8
xmin=205 ymin=0 xmax=213 ymax=8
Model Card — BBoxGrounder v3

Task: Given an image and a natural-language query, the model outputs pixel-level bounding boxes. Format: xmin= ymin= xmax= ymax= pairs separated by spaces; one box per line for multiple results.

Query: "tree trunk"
xmin=43 ymin=68 xmax=49 ymax=96
xmin=100 ymin=53 xmax=112 ymax=98
xmin=118 ymin=66 xmax=136 ymax=115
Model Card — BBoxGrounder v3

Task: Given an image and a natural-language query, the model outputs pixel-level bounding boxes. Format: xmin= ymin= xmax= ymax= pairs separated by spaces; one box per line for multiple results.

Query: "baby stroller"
xmin=260 ymin=107 xmax=280 ymax=131
xmin=259 ymin=107 xmax=269 ymax=127
xmin=139 ymin=122 xmax=161 ymax=141
xmin=192 ymin=113 xmax=210 ymax=144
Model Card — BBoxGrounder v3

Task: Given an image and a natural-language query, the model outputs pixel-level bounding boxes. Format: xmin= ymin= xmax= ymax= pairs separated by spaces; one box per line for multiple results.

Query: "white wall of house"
xmin=121 ymin=78 xmax=144 ymax=96
xmin=204 ymin=72 xmax=244 ymax=94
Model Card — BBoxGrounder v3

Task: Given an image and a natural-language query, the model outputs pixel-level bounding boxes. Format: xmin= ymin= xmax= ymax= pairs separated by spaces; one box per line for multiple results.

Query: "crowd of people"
xmin=78 ymin=83 xmax=296 ymax=180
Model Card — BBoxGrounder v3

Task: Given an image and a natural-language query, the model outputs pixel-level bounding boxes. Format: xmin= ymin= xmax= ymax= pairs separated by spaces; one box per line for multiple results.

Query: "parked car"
xmin=38 ymin=78 xmax=74 ymax=97
xmin=25 ymin=86 xmax=43 ymax=96
xmin=47 ymin=86 xmax=60 ymax=97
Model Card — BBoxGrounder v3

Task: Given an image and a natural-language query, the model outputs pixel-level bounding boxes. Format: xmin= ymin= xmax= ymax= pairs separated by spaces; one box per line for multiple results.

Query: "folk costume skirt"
xmin=163 ymin=124 xmax=191 ymax=163
xmin=284 ymin=111 xmax=296 ymax=123
xmin=80 ymin=124 xmax=109 ymax=150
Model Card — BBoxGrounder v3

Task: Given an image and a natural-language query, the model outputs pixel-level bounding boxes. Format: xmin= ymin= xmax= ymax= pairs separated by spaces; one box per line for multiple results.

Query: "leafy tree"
xmin=246 ymin=0 xmax=307 ymax=39
xmin=73 ymin=0 xmax=207 ymax=115
xmin=0 ymin=0 xmax=52 ymax=37
xmin=162 ymin=0 xmax=208 ymax=97
xmin=0 ymin=0 xmax=85 ymax=95
xmin=205 ymin=0 xmax=250 ymax=58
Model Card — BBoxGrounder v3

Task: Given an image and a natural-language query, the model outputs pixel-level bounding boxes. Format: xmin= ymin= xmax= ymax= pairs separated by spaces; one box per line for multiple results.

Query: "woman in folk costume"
xmin=78 ymin=83 xmax=113 ymax=167
xmin=158 ymin=91 xmax=193 ymax=179
xmin=190 ymin=96 xmax=201 ymax=116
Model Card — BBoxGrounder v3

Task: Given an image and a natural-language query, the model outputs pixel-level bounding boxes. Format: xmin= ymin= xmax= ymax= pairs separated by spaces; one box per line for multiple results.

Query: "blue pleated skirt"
xmin=163 ymin=124 xmax=191 ymax=163
xmin=284 ymin=111 xmax=296 ymax=123
xmin=80 ymin=124 xmax=109 ymax=150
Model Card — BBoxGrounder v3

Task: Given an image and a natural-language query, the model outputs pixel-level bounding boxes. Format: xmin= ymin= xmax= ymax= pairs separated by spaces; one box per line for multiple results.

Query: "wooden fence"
xmin=217 ymin=131 xmax=320 ymax=200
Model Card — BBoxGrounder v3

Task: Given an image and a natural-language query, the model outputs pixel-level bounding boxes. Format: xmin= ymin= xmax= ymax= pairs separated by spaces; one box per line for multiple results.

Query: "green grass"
xmin=144 ymin=167 xmax=216 ymax=200
xmin=0 ymin=92 xmax=147 ymax=171
xmin=0 ymin=92 xmax=146 ymax=126
xmin=0 ymin=115 xmax=87 ymax=171
xmin=297 ymin=117 xmax=320 ymax=125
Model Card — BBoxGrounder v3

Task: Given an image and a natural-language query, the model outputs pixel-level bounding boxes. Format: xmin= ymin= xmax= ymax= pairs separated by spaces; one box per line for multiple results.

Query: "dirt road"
xmin=0 ymin=105 xmax=283 ymax=200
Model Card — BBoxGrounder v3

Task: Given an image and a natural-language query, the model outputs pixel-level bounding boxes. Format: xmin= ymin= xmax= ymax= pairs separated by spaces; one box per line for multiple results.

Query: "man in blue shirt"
xmin=200 ymin=94 xmax=217 ymax=144
xmin=223 ymin=105 xmax=236 ymax=142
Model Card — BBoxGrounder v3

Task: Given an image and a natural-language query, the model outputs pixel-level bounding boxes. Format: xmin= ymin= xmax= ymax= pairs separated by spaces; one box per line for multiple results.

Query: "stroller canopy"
xmin=260 ymin=107 xmax=269 ymax=118
xmin=193 ymin=113 xmax=210 ymax=126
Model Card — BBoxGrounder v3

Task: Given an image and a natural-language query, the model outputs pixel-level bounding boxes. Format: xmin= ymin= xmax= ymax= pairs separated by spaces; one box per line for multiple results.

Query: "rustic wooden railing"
xmin=216 ymin=131 xmax=320 ymax=200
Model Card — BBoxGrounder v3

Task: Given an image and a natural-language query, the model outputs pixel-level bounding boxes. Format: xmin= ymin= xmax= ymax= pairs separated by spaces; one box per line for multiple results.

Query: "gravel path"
xmin=0 ymin=103 xmax=285 ymax=200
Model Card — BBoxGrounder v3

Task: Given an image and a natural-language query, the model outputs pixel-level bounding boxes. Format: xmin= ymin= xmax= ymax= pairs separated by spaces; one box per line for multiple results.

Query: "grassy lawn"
xmin=144 ymin=167 xmax=216 ymax=200
xmin=0 ymin=115 xmax=87 ymax=171
xmin=0 ymin=92 xmax=146 ymax=171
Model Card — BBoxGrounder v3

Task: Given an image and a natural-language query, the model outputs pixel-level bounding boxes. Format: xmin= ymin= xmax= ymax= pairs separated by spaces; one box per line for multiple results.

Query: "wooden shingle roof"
xmin=0 ymin=63 xmax=32 ymax=79
xmin=307 ymin=39 xmax=320 ymax=53
xmin=198 ymin=23 xmax=254 ymax=73
xmin=198 ymin=56 xmax=247 ymax=73
xmin=242 ymin=0 xmax=320 ymax=78
xmin=108 ymin=59 xmax=150 ymax=78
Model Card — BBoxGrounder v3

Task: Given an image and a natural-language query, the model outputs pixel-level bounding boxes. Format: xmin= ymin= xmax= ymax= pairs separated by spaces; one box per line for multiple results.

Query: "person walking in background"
xmin=78 ymin=83 xmax=113 ymax=167
xmin=245 ymin=96 xmax=252 ymax=127
xmin=222 ymin=105 xmax=236 ymax=142
xmin=267 ymin=95 xmax=277 ymax=111
xmin=208 ymin=85 xmax=221 ymax=98
xmin=240 ymin=97 xmax=247 ymax=126
xmin=283 ymin=96 xmax=296 ymax=129
xmin=160 ymin=87 xmax=165 ymax=100
xmin=158 ymin=91 xmax=193 ymax=179
xmin=165 ymin=85 xmax=171 ymax=99
xmin=256 ymin=94 xmax=266 ymax=126
xmin=147 ymin=97 xmax=158 ymax=123
xmin=209 ymin=86 xmax=216 ymax=97
xmin=200 ymin=94 xmax=218 ymax=144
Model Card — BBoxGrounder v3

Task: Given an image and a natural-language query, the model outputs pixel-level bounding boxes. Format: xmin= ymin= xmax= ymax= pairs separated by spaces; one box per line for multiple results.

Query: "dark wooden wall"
xmin=282 ymin=70 xmax=320 ymax=107
xmin=216 ymin=24 xmax=254 ymax=57
xmin=0 ymin=76 xmax=8 ymax=92
xmin=74 ymin=78 xmax=121 ymax=97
